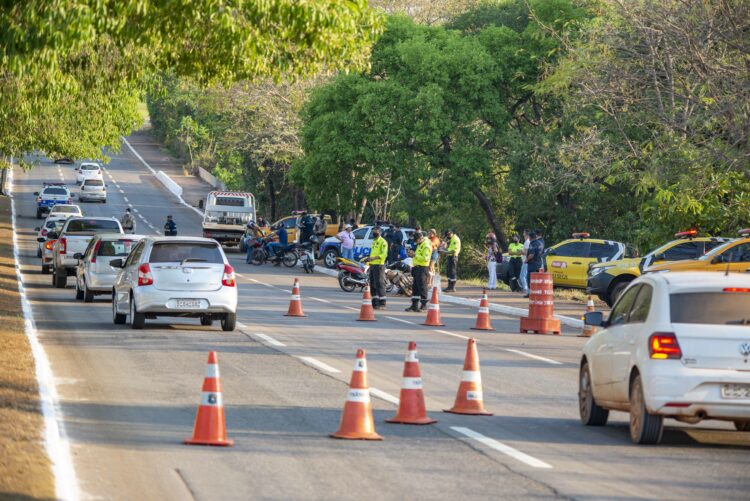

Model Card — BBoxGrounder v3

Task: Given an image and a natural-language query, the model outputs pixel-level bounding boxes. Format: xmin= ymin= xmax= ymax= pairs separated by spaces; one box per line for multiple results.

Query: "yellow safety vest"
xmin=508 ymin=242 xmax=523 ymax=257
xmin=448 ymin=234 xmax=461 ymax=256
xmin=413 ymin=240 xmax=432 ymax=267
xmin=370 ymin=236 xmax=388 ymax=265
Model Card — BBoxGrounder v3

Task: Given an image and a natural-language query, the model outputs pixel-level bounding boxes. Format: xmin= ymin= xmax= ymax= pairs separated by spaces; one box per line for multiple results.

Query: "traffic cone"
xmin=357 ymin=285 xmax=376 ymax=322
xmin=331 ymin=349 xmax=383 ymax=440
xmin=444 ymin=339 xmax=492 ymax=416
xmin=422 ymin=286 xmax=445 ymax=327
xmin=184 ymin=351 xmax=234 ymax=446
xmin=386 ymin=342 xmax=436 ymax=425
xmin=579 ymin=295 xmax=596 ymax=337
xmin=471 ymin=290 xmax=494 ymax=331
xmin=284 ymin=278 xmax=306 ymax=317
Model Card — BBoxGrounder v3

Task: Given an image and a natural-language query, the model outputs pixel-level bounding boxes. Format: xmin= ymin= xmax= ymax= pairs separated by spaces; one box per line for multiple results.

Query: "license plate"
xmin=721 ymin=384 xmax=750 ymax=399
xmin=173 ymin=299 xmax=203 ymax=309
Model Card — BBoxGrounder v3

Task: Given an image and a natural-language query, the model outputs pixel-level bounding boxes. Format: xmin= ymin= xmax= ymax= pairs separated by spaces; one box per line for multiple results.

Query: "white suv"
xmin=111 ymin=237 xmax=238 ymax=331
xmin=75 ymin=162 xmax=103 ymax=184
xmin=79 ymin=178 xmax=107 ymax=203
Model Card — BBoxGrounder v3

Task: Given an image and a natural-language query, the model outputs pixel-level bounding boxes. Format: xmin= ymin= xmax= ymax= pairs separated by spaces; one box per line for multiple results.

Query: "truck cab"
xmin=201 ymin=191 xmax=256 ymax=248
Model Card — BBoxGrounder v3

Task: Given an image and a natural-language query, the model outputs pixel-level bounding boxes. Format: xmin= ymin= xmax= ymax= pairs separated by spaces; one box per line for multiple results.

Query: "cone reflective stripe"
xmin=357 ymin=285 xmax=376 ymax=322
xmin=471 ymin=290 xmax=494 ymax=331
xmin=285 ymin=278 xmax=306 ymax=317
xmin=185 ymin=351 xmax=234 ymax=446
xmin=579 ymin=295 xmax=596 ymax=337
xmin=422 ymin=287 xmax=445 ymax=326
xmin=331 ymin=349 xmax=382 ymax=440
xmin=444 ymin=339 xmax=492 ymax=416
xmin=387 ymin=342 xmax=436 ymax=425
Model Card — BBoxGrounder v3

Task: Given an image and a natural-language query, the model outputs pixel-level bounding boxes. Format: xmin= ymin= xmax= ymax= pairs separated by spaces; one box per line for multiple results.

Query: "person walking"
xmin=524 ymin=231 xmax=545 ymax=297
xmin=121 ymin=208 xmax=136 ymax=234
xmin=508 ymin=234 xmax=524 ymax=291
xmin=486 ymin=232 xmax=499 ymax=290
xmin=363 ymin=227 xmax=388 ymax=309
xmin=442 ymin=229 xmax=461 ymax=293
xmin=336 ymin=224 xmax=355 ymax=261
xmin=405 ymin=231 xmax=431 ymax=312
xmin=519 ymin=229 xmax=530 ymax=293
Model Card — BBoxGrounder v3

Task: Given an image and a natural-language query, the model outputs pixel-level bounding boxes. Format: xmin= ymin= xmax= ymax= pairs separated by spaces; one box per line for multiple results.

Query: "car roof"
xmin=640 ymin=271 xmax=750 ymax=292
xmin=92 ymin=233 xmax=148 ymax=241
xmin=551 ymin=238 xmax=623 ymax=247
xmin=66 ymin=216 xmax=117 ymax=221
xmin=145 ymin=236 xmax=219 ymax=244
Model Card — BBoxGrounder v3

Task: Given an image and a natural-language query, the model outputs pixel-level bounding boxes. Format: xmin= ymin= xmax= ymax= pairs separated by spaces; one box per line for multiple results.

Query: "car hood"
xmin=590 ymin=257 xmax=641 ymax=270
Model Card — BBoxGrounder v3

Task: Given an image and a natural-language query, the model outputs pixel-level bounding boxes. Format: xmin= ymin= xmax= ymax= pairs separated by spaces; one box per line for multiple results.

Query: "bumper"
xmin=202 ymin=231 xmax=244 ymax=244
xmin=133 ymin=286 xmax=238 ymax=315
xmin=586 ymin=271 xmax=614 ymax=296
xmin=81 ymin=193 xmax=106 ymax=200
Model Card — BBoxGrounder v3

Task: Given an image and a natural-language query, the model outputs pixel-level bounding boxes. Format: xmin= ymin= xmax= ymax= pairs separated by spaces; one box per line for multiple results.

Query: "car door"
xmin=79 ymin=237 xmax=97 ymax=288
xmin=707 ymin=242 xmax=750 ymax=272
xmin=546 ymin=241 xmax=590 ymax=287
xmin=115 ymin=241 xmax=145 ymax=311
xmin=352 ymin=227 xmax=371 ymax=260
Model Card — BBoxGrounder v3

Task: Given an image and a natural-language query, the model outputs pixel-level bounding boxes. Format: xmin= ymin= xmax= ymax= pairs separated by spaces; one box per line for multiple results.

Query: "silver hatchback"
xmin=111 ymin=237 xmax=238 ymax=331
xmin=75 ymin=234 xmax=146 ymax=302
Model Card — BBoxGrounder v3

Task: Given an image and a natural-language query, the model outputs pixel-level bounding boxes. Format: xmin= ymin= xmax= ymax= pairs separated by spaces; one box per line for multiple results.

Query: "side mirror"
xmin=109 ymin=258 xmax=124 ymax=268
xmin=47 ymin=232 xmax=58 ymax=240
xmin=583 ymin=311 xmax=605 ymax=327
xmin=34 ymin=227 xmax=40 ymax=231
xmin=37 ymin=237 xmax=46 ymax=243
xmin=73 ymin=252 xmax=83 ymax=260
xmin=33 ymin=191 xmax=39 ymax=196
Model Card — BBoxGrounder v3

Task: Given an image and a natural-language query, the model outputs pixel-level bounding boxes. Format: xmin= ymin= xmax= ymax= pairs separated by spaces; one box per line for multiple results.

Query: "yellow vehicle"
xmin=544 ymin=233 xmax=635 ymax=289
xmin=646 ymin=228 xmax=750 ymax=274
xmin=272 ymin=214 xmax=338 ymax=243
xmin=587 ymin=230 xmax=732 ymax=306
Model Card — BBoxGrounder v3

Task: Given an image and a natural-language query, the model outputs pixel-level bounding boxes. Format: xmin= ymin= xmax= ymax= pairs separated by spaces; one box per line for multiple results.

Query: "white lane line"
xmin=503 ymin=348 xmax=562 ymax=366
xmin=132 ymin=208 xmax=138 ymax=213
xmin=281 ymin=289 xmax=291 ymax=294
xmin=252 ymin=332 xmax=286 ymax=347
xmin=370 ymin=387 xmax=399 ymax=405
xmin=137 ymin=214 xmax=146 ymax=221
xmin=451 ymin=427 xmax=552 ymax=469
xmin=435 ymin=329 xmax=470 ymax=340
xmin=123 ymin=196 xmax=129 ymax=202
xmin=298 ymin=357 xmax=340 ymax=373
xmin=385 ymin=315 xmax=417 ymax=326
xmin=343 ymin=306 xmax=359 ymax=311
xmin=118 ymin=189 xmax=124 ymax=194
xmin=155 ymin=230 xmax=162 ymax=235
xmin=309 ymin=297 xmax=331 ymax=304
xmin=147 ymin=224 xmax=155 ymax=229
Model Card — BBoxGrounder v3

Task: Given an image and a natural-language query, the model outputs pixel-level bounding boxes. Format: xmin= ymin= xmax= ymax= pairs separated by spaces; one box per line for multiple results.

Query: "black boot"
xmin=379 ymin=299 xmax=386 ymax=310
xmin=419 ymin=301 xmax=427 ymax=311
xmin=405 ymin=299 xmax=419 ymax=312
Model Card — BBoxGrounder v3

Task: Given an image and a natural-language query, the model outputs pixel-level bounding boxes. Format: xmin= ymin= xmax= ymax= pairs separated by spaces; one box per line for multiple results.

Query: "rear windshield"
xmin=81 ymin=165 xmax=100 ymax=171
xmin=65 ymin=219 xmax=120 ymax=233
xmin=43 ymin=187 xmax=67 ymax=195
xmin=84 ymin=179 xmax=104 ymax=186
xmin=670 ymin=292 xmax=750 ymax=325
xmin=45 ymin=220 xmax=65 ymax=230
xmin=149 ymin=243 xmax=223 ymax=264
xmin=97 ymin=239 xmax=137 ymax=257
xmin=51 ymin=205 xmax=77 ymax=213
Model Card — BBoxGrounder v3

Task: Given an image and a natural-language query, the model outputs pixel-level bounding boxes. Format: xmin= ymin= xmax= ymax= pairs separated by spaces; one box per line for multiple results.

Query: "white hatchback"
xmin=79 ymin=178 xmax=107 ymax=203
xmin=75 ymin=162 xmax=103 ymax=184
xmin=48 ymin=204 xmax=82 ymax=219
xmin=579 ymin=272 xmax=750 ymax=444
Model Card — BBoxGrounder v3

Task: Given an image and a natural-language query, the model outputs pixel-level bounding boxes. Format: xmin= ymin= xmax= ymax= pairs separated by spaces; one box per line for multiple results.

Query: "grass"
xmin=0 ymin=196 xmax=54 ymax=500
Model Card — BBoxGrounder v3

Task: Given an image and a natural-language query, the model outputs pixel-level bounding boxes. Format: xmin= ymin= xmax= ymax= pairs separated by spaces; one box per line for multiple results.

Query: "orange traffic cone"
xmin=357 ymin=285 xmax=376 ymax=322
xmin=422 ymin=287 xmax=445 ymax=327
xmin=579 ymin=295 xmax=596 ymax=337
xmin=184 ymin=351 xmax=234 ymax=446
xmin=444 ymin=338 xmax=492 ymax=416
xmin=285 ymin=278 xmax=306 ymax=317
xmin=331 ymin=349 xmax=383 ymax=440
xmin=471 ymin=290 xmax=494 ymax=331
xmin=386 ymin=342 xmax=436 ymax=425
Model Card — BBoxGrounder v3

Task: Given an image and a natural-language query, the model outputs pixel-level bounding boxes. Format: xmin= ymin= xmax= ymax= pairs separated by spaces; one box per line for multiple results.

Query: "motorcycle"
xmin=296 ymin=239 xmax=315 ymax=274
xmin=250 ymin=237 xmax=298 ymax=267
xmin=336 ymin=257 xmax=400 ymax=294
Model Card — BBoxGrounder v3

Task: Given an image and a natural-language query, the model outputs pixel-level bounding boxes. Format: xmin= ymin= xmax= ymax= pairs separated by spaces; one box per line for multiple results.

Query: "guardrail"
xmin=155 ymin=170 xmax=183 ymax=197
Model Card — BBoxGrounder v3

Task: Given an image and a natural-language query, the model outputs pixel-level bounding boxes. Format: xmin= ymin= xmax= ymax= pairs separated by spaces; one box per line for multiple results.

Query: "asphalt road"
xmin=12 ymin=143 xmax=750 ymax=501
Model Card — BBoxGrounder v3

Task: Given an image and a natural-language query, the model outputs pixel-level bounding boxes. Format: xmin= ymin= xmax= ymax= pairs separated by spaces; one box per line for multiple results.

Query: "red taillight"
xmin=222 ymin=264 xmax=236 ymax=287
xmin=649 ymin=332 xmax=682 ymax=360
xmin=45 ymin=240 xmax=56 ymax=251
xmin=137 ymin=264 xmax=153 ymax=286
xmin=59 ymin=237 xmax=67 ymax=255
xmin=41 ymin=229 xmax=48 ymax=236
xmin=723 ymin=287 xmax=750 ymax=293
xmin=90 ymin=240 xmax=102 ymax=263
xmin=67 ymin=198 xmax=72 ymax=204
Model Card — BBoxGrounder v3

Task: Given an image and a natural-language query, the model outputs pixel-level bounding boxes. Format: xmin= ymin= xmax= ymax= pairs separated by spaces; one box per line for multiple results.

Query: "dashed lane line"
xmin=118 ymin=189 xmax=124 ymax=194
xmin=451 ymin=427 xmax=552 ymax=469
xmin=370 ymin=388 xmax=399 ymax=405
xmin=385 ymin=316 xmax=417 ymax=326
xmin=297 ymin=357 xmax=340 ymax=374
xmin=123 ymin=197 xmax=129 ymax=202
xmin=251 ymin=332 xmax=286 ymax=347
xmin=502 ymin=348 xmax=562 ymax=366
xmin=309 ymin=297 xmax=331 ymax=304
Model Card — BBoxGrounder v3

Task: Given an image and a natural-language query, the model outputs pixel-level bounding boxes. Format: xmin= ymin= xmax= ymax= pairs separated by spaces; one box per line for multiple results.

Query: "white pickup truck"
xmin=50 ymin=217 xmax=123 ymax=288
xmin=201 ymin=191 xmax=256 ymax=248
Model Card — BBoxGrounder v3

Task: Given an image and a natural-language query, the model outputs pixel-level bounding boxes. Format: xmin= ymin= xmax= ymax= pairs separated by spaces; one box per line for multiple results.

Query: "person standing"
xmin=299 ymin=213 xmax=314 ymax=244
xmin=405 ymin=232 xmax=431 ymax=312
xmin=337 ymin=224 xmax=355 ymax=261
xmin=363 ymin=227 xmax=388 ymax=309
xmin=348 ymin=218 xmax=359 ymax=230
xmin=508 ymin=234 xmax=524 ymax=291
xmin=121 ymin=208 xmax=136 ymax=234
xmin=163 ymin=215 xmax=177 ymax=236
xmin=442 ymin=229 xmax=461 ymax=292
xmin=427 ymin=229 xmax=440 ymax=275
xmin=524 ymin=231 xmax=544 ymax=297
xmin=519 ymin=229 xmax=530 ymax=293
xmin=244 ymin=221 xmax=264 ymax=263
xmin=535 ymin=229 xmax=546 ymax=270
xmin=386 ymin=223 xmax=403 ymax=264
xmin=486 ymin=232 xmax=499 ymax=290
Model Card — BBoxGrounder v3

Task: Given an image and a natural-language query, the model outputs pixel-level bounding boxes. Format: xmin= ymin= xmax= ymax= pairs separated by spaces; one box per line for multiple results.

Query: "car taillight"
xmin=67 ymin=198 xmax=72 ymax=204
xmin=59 ymin=237 xmax=67 ymax=255
xmin=45 ymin=240 xmax=56 ymax=251
xmin=137 ymin=264 xmax=153 ymax=286
xmin=41 ymin=229 xmax=48 ymax=236
xmin=91 ymin=240 xmax=102 ymax=263
xmin=649 ymin=332 xmax=681 ymax=360
xmin=723 ymin=287 xmax=750 ymax=292
xmin=37 ymin=197 xmax=42 ymax=203
xmin=222 ymin=264 xmax=236 ymax=287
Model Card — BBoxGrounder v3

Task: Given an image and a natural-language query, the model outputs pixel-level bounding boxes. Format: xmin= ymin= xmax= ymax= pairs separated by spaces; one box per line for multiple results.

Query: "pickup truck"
xmin=50 ymin=217 xmax=123 ymax=288
xmin=34 ymin=183 xmax=72 ymax=219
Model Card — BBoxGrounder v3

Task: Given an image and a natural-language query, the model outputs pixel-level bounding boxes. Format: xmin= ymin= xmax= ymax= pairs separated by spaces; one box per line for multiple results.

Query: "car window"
xmin=589 ymin=242 xmax=620 ymax=260
xmin=83 ymin=179 xmax=104 ymax=187
xmin=663 ymin=241 xmax=700 ymax=261
xmin=552 ymin=241 xmax=590 ymax=257
xmin=703 ymin=240 xmax=726 ymax=253
xmin=99 ymin=239 xmax=137 ymax=257
xmin=45 ymin=220 xmax=58 ymax=229
xmin=670 ymin=292 xmax=750 ymax=325
xmin=43 ymin=187 xmax=68 ymax=195
xmin=125 ymin=241 xmax=145 ymax=267
xmin=283 ymin=219 xmax=296 ymax=229
xmin=65 ymin=219 xmax=120 ymax=232
xmin=83 ymin=238 xmax=98 ymax=259
xmin=628 ymin=284 xmax=653 ymax=323
xmin=149 ymin=243 xmax=223 ymax=264
xmin=721 ymin=242 xmax=750 ymax=263
xmin=608 ymin=285 xmax=641 ymax=326
xmin=81 ymin=165 xmax=100 ymax=171
xmin=352 ymin=228 xmax=368 ymax=239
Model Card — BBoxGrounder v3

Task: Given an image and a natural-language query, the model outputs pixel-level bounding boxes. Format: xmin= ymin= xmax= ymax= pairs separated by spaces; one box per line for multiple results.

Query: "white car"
xmin=78 ymin=178 xmax=107 ymax=203
xmin=111 ymin=237 xmax=238 ymax=331
xmin=48 ymin=204 xmax=82 ymax=219
xmin=35 ymin=216 xmax=67 ymax=268
xmin=75 ymin=234 xmax=145 ymax=302
xmin=579 ymin=272 xmax=750 ymax=444
xmin=75 ymin=162 xmax=103 ymax=184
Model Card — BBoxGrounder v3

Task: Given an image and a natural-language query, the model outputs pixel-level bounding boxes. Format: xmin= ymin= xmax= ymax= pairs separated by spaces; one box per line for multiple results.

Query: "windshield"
xmin=671 ymin=292 xmax=750 ymax=325
xmin=204 ymin=210 xmax=254 ymax=225
xmin=699 ymin=240 xmax=737 ymax=261
xmin=149 ymin=243 xmax=223 ymax=264
xmin=65 ymin=219 xmax=121 ymax=233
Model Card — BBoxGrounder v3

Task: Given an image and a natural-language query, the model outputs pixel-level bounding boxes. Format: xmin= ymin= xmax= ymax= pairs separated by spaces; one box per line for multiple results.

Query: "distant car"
xmin=646 ymin=229 xmax=750 ymax=275
xmin=74 ymin=234 xmax=145 ymax=302
xmin=48 ymin=204 xmax=82 ymax=219
xmin=35 ymin=216 xmax=67 ymax=258
xmin=54 ymin=158 xmax=74 ymax=164
xmin=579 ymin=272 xmax=750 ymax=444
xmin=75 ymin=162 xmax=103 ymax=184
xmin=34 ymin=183 xmax=72 ymax=219
xmin=319 ymin=225 xmax=415 ymax=268
xmin=78 ymin=178 xmax=107 ymax=203
xmin=111 ymin=237 xmax=237 ymax=331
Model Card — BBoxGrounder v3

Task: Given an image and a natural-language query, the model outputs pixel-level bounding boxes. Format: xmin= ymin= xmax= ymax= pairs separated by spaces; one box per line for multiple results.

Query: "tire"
xmin=112 ymin=293 xmax=126 ymax=324
xmin=337 ymin=271 xmax=357 ymax=293
xmin=282 ymin=251 xmax=298 ymax=268
xmin=250 ymin=248 xmax=265 ymax=266
xmin=200 ymin=315 xmax=213 ymax=326
xmin=323 ymin=248 xmax=339 ymax=269
xmin=608 ymin=281 xmax=629 ymax=307
xmin=83 ymin=280 xmax=94 ymax=303
xmin=579 ymin=361 xmax=609 ymax=426
xmin=385 ymin=282 xmax=395 ymax=294
xmin=75 ymin=280 xmax=84 ymax=300
xmin=629 ymin=373 xmax=663 ymax=444
xmin=221 ymin=312 xmax=236 ymax=332
xmin=734 ymin=420 xmax=750 ymax=432
xmin=36 ymin=209 xmax=42 ymax=219
xmin=41 ymin=264 xmax=50 ymax=275
xmin=130 ymin=297 xmax=145 ymax=329
xmin=36 ymin=247 xmax=42 ymax=258
xmin=54 ymin=268 xmax=67 ymax=288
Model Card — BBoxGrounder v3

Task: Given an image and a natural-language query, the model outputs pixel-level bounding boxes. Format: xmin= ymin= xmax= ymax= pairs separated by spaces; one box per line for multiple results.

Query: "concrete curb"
xmin=155 ymin=170 xmax=183 ymax=197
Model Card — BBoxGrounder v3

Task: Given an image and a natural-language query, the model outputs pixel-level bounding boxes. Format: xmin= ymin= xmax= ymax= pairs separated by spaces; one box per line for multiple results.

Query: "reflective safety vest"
xmin=508 ymin=242 xmax=524 ymax=257
xmin=448 ymin=234 xmax=461 ymax=256
xmin=413 ymin=240 xmax=432 ymax=267
xmin=370 ymin=236 xmax=388 ymax=265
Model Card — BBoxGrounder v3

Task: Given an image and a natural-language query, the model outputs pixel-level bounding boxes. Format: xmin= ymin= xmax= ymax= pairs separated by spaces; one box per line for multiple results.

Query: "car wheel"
xmin=41 ymin=264 xmax=50 ymax=275
xmin=282 ymin=251 xmax=298 ymax=268
xmin=221 ymin=313 xmax=236 ymax=332
xmin=36 ymin=209 xmax=42 ymax=219
xmin=112 ymin=293 xmax=126 ymax=324
xmin=323 ymin=248 xmax=339 ymax=269
xmin=200 ymin=315 xmax=213 ymax=326
xmin=608 ymin=281 xmax=629 ymax=307
xmin=130 ymin=297 xmax=145 ymax=330
xmin=75 ymin=280 xmax=84 ymax=300
xmin=579 ymin=361 xmax=609 ymax=426
xmin=54 ymin=268 xmax=67 ymax=288
xmin=83 ymin=280 xmax=94 ymax=303
xmin=734 ymin=420 xmax=750 ymax=432
xmin=629 ymin=373 xmax=663 ymax=444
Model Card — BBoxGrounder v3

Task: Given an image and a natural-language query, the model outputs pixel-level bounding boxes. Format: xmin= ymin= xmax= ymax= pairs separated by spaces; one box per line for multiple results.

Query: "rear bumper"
xmin=202 ymin=230 xmax=244 ymax=244
xmin=80 ymin=192 xmax=106 ymax=200
xmin=133 ymin=286 xmax=238 ymax=315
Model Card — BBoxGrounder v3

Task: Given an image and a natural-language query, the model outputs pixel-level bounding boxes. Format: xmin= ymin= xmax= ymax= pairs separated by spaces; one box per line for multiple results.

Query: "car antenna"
xmin=725 ymin=254 xmax=732 ymax=277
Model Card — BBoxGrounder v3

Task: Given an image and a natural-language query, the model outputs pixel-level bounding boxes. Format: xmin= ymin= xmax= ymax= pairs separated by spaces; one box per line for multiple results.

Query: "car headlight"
xmin=589 ymin=265 xmax=614 ymax=277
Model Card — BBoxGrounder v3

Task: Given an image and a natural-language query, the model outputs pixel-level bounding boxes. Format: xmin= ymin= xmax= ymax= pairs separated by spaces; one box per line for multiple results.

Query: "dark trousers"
xmin=510 ymin=257 xmax=522 ymax=288
xmin=446 ymin=255 xmax=458 ymax=288
xmin=411 ymin=266 xmax=429 ymax=306
xmin=388 ymin=244 xmax=402 ymax=264
xmin=369 ymin=264 xmax=387 ymax=306
xmin=526 ymin=263 xmax=541 ymax=289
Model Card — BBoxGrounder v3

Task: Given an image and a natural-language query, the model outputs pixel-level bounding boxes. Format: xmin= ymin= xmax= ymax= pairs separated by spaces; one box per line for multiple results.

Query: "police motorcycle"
xmin=250 ymin=236 xmax=299 ymax=267
xmin=296 ymin=235 xmax=316 ymax=274
xmin=336 ymin=256 xmax=409 ymax=294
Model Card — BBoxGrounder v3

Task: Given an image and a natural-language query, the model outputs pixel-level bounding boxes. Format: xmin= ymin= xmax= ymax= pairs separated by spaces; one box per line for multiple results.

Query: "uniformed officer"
xmin=406 ymin=231 xmax=431 ymax=312
xmin=443 ymin=229 xmax=461 ymax=292
xmin=363 ymin=227 xmax=388 ymax=309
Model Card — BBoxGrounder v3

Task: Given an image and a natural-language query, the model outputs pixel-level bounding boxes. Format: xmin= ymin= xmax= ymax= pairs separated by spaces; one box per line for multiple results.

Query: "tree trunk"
xmin=356 ymin=195 xmax=368 ymax=225
xmin=267 ymin=176 xmax=277 ymax=221
xmin=472 ymin=187 xmax=508 ymax=251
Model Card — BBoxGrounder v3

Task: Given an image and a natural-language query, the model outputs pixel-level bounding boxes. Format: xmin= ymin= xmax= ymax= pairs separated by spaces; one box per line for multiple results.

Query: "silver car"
xmin=74 ymin=234 xmax=146 ymax=302
xmin=79 ymin=178 xmax=107 ymax=203
xmin=111 ymin=237 xmax=238 ymax=331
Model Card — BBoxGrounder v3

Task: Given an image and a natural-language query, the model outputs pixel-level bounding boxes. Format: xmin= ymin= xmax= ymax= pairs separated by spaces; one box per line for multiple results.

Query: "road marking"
xmin=132 ymin=208 xmax=138 ymax=213
xmin=435 ymin=329 xmax=469 ymax=340
xmin=298 ymin=356 xmax=340 ymax=373
xmin=370 ymin=387 xmax=399 ymax=405
xmin=385 ymin=316 xmax=417 ymax=325
xmin=309 ymin=297 xmax=331 ymax=304
xmin=155 ymin=230 xmax=162 ymax=235
xmin=118 ymin=189 xmax=124 ymax=193
xmin=123 ymin=196 xmax=129 ymax=202
xmin=343 ymin=306 xmax=359 ymax=311
xmin=503 ymin=348 xmax=562 ymax=366
xmin=252 ymin=332 xmax=285 ymax=347
xmin=451 ymin=427 xmax=552 ymax=469
xmin=281 ymin=289 xmax=291 ymax=294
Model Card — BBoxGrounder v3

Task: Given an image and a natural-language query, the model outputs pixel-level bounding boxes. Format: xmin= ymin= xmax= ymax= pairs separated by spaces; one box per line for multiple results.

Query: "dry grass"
xmin=0 ymin=196 xmax=55 ymax=500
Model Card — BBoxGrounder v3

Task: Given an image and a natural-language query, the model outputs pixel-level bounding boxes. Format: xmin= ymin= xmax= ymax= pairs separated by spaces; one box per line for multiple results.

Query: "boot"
xmin=419 ymin=301 xmax=427 ymax=311
xmin=405 ymin=299 xmax=419 ymax=312
xmin=443 ymin=280 xmax=456 ymax=293
xmin=379 ymin=299 xmax=386 ymax=310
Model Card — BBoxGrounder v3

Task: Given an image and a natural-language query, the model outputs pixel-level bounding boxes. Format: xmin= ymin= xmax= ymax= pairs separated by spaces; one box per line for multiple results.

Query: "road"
xmin=12 ymin=141 xmax=750 ymax=501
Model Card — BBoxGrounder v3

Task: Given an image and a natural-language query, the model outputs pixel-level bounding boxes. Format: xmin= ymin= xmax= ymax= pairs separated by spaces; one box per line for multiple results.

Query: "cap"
xmin=345 ymin=224 xmax=352 ymax=229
